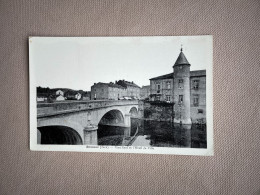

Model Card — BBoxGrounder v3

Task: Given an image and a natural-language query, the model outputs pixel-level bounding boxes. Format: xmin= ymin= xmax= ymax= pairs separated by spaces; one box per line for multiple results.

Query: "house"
xmin=75 ymin=93 xmax=82 ymax=100
xmin=36 ymin=96 xmax=47 ymax=102
xmin=91 ymin=82 xmax=126 ymax=100
xmin=82 ymin=91 xmax=91 ymax=100
xmin=56 ymin=90 xmax=64 ymax=96
xmin=149 ymin=47 xmax=206 ymax=124
xmin=115 ymin=80 xmax=141 ymax=99
xmin=64 ymin=91 xmax=82 ymax=100
xmin=36 ymin=93 xmax=48 ymax=102
xmin=56 ymin=94 xmax=65 ymax=101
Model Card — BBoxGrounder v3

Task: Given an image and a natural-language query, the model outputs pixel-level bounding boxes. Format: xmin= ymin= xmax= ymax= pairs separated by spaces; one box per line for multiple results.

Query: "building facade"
xmin=149 ymin=48 xmax=206 ymax=124
xmin=140 ymin=85 xmax=150 ymax=100
xmin=91 ymin=82 xmax=126 ymax=100
xmin=91 ymin=80 xmax=140 ymax=100
xmin=82 ymin=91 xmax=91 ymax=100
xmin=115 ymin=80 xmax=141 ymax=99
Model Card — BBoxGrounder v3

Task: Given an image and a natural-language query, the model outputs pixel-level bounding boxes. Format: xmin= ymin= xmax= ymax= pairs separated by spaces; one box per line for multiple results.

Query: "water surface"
xmin=98 ymin=118 xmax=207 ymax=148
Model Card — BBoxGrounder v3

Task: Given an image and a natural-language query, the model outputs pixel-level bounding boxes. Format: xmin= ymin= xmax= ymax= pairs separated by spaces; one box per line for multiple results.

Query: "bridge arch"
xmin=37 ymin=119 xmax=85 ymax=143
xmin=98 ymin=109 xmax=125 ymax=126
xmin=37 ymin=125 xmax=83 ymax=145
xmin=129 ymin=106 xmax=138 ymax=117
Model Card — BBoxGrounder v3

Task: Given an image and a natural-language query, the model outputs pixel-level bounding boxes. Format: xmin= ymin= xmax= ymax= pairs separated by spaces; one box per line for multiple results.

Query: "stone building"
xmin=91 ymin=82 xmax=126 ymax=100
xmin=149 ymin=48 xmax=206 ymax=124
xmin=115 ymin=80 xmax=141 ymax=99
xmin=140 ymin=85 xmax=150 ymax=100
xmin=91 ymin=80 xmax=141 ymax=100
xmin=82 ymin=91 xmax=91 ymax=100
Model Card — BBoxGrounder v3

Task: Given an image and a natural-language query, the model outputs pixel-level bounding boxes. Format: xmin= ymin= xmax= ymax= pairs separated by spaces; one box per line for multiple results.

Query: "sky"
xmin=30 ymin=36 xmax=212 ymax=91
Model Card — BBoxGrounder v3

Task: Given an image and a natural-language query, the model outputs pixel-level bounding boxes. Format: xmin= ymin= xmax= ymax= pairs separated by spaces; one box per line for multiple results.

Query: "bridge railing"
xmin=37 ymin=100 xmax=138 ymax=117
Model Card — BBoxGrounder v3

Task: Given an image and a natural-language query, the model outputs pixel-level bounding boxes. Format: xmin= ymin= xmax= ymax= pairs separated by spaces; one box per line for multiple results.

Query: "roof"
xmin=93 ymin=82 xmax=125 ymax=89
xmin=150 ymin=73 xmax=173 ymax=80
xmin=190 ymin=70 xmax=206 ymax=77
xmin=173 ymin=50 xmax=190 ymax=66
xmin=150 ymin=70 xmax=206 ymax=80
xmin=108 ymin=82 xmax=126 ymax=88
xmin=116 ymin=80 xmax=141 ymax=88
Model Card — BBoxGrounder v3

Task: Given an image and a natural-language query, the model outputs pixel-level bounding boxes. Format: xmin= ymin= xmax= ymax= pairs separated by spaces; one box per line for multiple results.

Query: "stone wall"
xmin=91 ymin=83 xmax=109 ymax=100
xmin=37 ymin=100 xmax=139 ymax=117
xmin=150 ymin=79 xmax=173 ymax=102
xmin=190 ymin=76 xmax=206 ymax=122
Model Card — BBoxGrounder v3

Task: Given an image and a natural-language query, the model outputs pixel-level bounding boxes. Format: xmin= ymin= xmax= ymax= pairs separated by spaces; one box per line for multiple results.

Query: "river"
xmin=98 ymin=118 xmax=207 ymax=148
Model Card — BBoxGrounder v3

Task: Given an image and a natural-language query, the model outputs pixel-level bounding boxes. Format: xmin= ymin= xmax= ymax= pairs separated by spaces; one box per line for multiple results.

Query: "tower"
xmin=173 ymin=47 xmax=192 ymax=124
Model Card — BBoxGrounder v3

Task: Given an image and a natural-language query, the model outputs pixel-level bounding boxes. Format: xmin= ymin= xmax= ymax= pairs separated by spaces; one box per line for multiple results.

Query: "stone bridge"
xmin=37 ymin=100 xmax=139 ymax=145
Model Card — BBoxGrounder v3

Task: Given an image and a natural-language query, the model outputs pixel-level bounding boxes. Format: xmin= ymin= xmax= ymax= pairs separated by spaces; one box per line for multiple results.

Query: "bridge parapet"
xmin=37 ymin=100 xmax=138 ymax=118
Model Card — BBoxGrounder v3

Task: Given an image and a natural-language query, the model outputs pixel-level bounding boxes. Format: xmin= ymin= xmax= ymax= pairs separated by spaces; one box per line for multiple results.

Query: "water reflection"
xmin=98 ymin=118 xmax=207 ymax=148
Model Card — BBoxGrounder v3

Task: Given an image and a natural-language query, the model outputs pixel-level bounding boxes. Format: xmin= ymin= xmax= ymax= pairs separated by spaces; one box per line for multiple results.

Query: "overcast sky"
xmin=30 ymin=36 xmax=212 ymax=91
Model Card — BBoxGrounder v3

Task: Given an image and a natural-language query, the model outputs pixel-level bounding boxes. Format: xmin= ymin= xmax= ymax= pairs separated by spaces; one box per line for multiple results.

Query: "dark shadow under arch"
xmin=38 ymin=126 xmax=83 ymax=145
xmin=97 ymin=109 xmax=126 ymax=145
xmin=99 ymin=109 xmax=124 ymax=126
xmin=129 ymin=107 xmax=138 ymax=116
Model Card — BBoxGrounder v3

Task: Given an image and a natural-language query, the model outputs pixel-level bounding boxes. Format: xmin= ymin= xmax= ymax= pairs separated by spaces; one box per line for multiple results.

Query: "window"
xmin=166 ymin=81 xmax=171 ymax=89
xmin=156 ymin=95 xmax=160 ymax=101
xmin=166 ymin=95 xmax=171 ymax=102
xmin=193 ymin=94 xmax=199 ymax=106
xmin=198 ymin=109 xmax=203 ymax=113
xmin=193 ymin=80 xmax=199 ymax=89
xmin=178 ymin=79 xmax=183 ymax=89
xmin=157 ymin=84 xmax=160 ymax=93
xmin=178 ymin=95 xmax=183 ymax=104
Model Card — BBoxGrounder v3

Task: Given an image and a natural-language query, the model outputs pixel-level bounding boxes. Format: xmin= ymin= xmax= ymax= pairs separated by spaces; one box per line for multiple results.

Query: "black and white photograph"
xmin=29 ymin=36 xmax=213 ymax=155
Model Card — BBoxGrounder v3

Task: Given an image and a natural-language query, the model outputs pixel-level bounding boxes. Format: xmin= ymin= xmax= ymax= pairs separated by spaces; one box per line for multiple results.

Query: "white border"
xmin=29 ymin=36 xmax=213 ymax=156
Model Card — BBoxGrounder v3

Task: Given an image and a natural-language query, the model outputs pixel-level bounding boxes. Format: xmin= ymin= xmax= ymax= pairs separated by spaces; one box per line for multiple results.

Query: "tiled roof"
xmin=150 ymin=70 xmax=206 ymax=80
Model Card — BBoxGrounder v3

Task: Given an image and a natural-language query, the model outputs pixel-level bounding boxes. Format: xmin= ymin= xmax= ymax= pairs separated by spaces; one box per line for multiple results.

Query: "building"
xmin=36 ymin=96 xmax=47 ymax=102
xmin=64 ymin=91 xmax=82 ymax=100
xmin=91 ymin=80 xmax=141 ymax=100
xmin=56 ymin=94 xmax=65 ymax=101
xmin=140 ymin=85 xmax=150 ymax=100
xmin=150 ymin=73 xmax=173 ymax=102
xmin=149 ymin=48 xmax=206 ymax=124
xmin=56 ymin=90 xmax=64 ymax=96
xmin=91 ymin=82 xmax=126 ymax=100
xmin=82 ymin=91 xmax=91 ymax=100
xmin=115 ymin=80 xmax=141 ymax=99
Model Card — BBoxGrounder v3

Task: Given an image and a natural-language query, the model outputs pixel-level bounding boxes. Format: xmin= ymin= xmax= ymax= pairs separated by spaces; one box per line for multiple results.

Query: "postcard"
xmin=29 ymin=35 xmax=213 ymax=155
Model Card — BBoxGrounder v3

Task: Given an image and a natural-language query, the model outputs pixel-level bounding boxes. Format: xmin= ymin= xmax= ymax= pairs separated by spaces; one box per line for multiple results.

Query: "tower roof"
xmin=173 ymin=48 xmax=190 ymax=66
